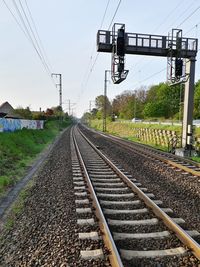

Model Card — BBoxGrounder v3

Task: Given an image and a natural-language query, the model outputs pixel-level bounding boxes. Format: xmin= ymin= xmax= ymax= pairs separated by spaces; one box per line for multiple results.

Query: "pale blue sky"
xmin=0 ymin=0 xmax=200 ymax=117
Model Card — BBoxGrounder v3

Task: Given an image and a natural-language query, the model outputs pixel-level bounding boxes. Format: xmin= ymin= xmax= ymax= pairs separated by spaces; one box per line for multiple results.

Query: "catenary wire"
xmin=176 ymin=5 xmax=200 ymax=28
xmin=83 ymin=0 xmax=122 ymax=83
xmin=79 ymin=0 xmax=123 ymax=103
xmin=3 ymin=0 xmax=55 ymax=86
xmin=24 ymin=0 xmax=53 ymax=71
xmin=108 ymin=0 xmax=122 ymax=30
xmin=80 ymin=0 xmax=111 ymax=91
xmin=18 ymin=0 xmax=52 ymax=76
xmin=126 ymin=2 xmax=200 ymax=92
xmin=2 ymin=0 xmax=30 ymax=41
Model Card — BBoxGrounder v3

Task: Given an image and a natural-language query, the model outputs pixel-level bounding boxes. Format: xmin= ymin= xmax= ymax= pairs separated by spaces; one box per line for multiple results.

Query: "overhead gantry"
xmin=97 ymin=23 xmax=198 ymax=154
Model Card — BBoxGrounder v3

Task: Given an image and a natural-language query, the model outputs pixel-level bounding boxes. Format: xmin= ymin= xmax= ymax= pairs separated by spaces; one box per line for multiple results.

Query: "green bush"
xmin=0 ymin=119 xmax=71 ymax=195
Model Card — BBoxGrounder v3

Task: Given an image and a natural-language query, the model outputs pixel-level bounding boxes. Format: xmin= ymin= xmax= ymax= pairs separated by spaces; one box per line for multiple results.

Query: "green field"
xmin=90 ymin=119 xmax=200 ymax=160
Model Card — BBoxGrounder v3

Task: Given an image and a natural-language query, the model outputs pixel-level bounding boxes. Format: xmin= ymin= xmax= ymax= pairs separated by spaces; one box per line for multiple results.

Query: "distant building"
xmin=0 ymin=102 xmax=22 ymax=119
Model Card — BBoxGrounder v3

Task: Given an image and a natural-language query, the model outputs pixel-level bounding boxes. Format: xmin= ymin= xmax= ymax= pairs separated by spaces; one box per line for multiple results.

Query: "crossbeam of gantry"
xmin=97 ymin=30 xmax=198 ymax=58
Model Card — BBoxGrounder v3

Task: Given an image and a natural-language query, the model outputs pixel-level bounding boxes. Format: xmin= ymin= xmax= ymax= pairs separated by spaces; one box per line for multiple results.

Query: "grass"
xmin=0 ymin=119 xmax=71 ymax=195
xmin=191 ymin=156 xmax=200 ymax=163
xmin=125 ymin=136 xmax=169 ymax=152
xmin=0 ymin=176 xmax=14 ymax=189
xmin=90 ymin=119 xmax=200 ymax=161
xmin=5 ymin=180 xmax=34 ymax=230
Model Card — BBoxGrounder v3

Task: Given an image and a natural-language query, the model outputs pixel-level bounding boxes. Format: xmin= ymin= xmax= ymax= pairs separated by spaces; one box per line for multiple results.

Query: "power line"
xmin=126 ymin=2 xmax=200 ymax=92
xmin=176 ymin=5 xmax=200 ymax=28
xmin=127 ymin=1 xmax=190 ymax=76
xmin=80 ymin=0 xmax=111 ymax=91
xmin=11 ymin=0 xmax=51 ymax=75
xmin=83 ymin=0 xmax=122 ymax=84
xmin=24 ymin=0 xmax=53 ymax=71
xmin=100 ymin=0 xmax=111 ymax=29
xmin=79 ymin=0 xmax=123 ymax=103
xmin=3 ymin=0 xmax=55 ymax=85
xmin=108 ymin=0 xmax=122 ymax=30
xmin=18 ymin=0 xmax=51 ymax=75
xmin=2 ymin=0 xmax=30 ymax=39
xmin=167 ymin=0 xmax=196 ymax=30
xmin=127 ymin=67 xmax=166 ymax=91
xmin=153 ymin=0 xmax=186 ymax=33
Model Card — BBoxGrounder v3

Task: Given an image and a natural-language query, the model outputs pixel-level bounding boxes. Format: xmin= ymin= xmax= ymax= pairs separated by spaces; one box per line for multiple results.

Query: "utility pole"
xmin=51 ymin=73 xmax=62 ymax=110
xmin=65 ymin=100 xmax=76 ymax=116
xmin=103 ymin=70 xmax=110 ymax=132
xmin=89 ymin=100 xmax=95 ymax=127
xmin=89 ymin=100 xmax=92 ymax=112
xmin=52 ymin=73 xmax=62 ymax=129
xmin=68 ymin=99 xmax=71 ymax=116
xmin=134 ymin=90 xmax=137 ymax=119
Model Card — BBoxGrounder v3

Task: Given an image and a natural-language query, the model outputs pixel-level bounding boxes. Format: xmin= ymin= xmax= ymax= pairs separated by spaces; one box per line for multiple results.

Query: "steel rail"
xmin=77 ymin=126 xmax=200 ymax=260
xmin=72 ymin=127 xmax=124 ymax=267
xmin=85 ymin=126 xmax=200 ymax=177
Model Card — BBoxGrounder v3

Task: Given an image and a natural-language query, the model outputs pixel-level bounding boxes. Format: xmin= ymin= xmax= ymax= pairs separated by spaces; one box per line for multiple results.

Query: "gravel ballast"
xmin=0 ymin=127 xmax=110 ymax=267
xmin=80 ymin=125 xmax=200 ymax=234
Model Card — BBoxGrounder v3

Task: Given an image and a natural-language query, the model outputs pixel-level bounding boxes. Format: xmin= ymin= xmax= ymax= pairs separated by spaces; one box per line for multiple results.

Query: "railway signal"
xmin=97 ymin=23 xmax=198 ymax=155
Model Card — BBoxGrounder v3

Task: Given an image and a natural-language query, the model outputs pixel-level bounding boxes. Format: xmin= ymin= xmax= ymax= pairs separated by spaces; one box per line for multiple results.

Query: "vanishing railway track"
xmin=83 ymin=125 xmax=200 ymax=178
xmin=72 ymin=125 xmax=200 ymax=267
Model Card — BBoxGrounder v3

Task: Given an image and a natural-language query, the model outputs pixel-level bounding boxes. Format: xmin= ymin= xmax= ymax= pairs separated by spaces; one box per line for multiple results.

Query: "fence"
xmin=134 ymin=127 xmax=181 ymax=151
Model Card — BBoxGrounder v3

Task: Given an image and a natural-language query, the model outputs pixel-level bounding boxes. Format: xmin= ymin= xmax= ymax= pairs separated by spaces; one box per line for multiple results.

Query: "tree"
xmin=112 ymin=90 xmax=134 ymax=119
xmin=15 ymin=106 xmax=32 ymax=119
xmin=112 ymin=88 xmax=147 ymax=119
xmin=143 ymin=101 xmax=168 ymax=118
xmin=143 ymin=82 xmax=180 ymax=119
xmin=51 ymin=106 xmax=64 ymax=118
xmin=194 ymin=80 xmax=200 ymax=119
xmin=45 ymin=108 xmax=54 ymax=116
xmin=81 ymin=112 xmax=91 ymax=124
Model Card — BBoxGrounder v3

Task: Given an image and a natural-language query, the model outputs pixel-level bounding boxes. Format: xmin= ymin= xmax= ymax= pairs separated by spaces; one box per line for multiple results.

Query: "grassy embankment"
xmin=90 ymin=119 xmax=200 ymax=161
xmin=0 ymin=119 xmax=71 ymax=196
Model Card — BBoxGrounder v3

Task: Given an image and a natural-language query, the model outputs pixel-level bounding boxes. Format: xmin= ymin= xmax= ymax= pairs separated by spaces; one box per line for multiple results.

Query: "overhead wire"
xmin=3 ymin=0 xmax=55 ymax=86
xmin=108 ymin=0 xmax=122 ymax=30
xmin=24 ymin=0 xmax=53 ymax=71
xmin=176 ymin=5 xmax=200 ymax=28
xmin=127 ymin=0 xmax=189 ymax=77
xmin=17 ymin=0 xmax=52 ymax=76
xmin=86 ymin=0 xmax=122 ymax=76
xmin=79 ymin=0 xmax=122 ymax=103
xmin=2 ymin=0 xmax=30 ymax=40
xmin=162 ymin=0 xmax=198 ymax=32
xmin=126 ymin=1 xmax=200 ymax=92
xmin=100 ymin=0 xmax=111 ymax=29
xmin=11 ymin=0 xmax=46 ymax=64
xmin=80 ymin=0 xmax=111 ymax=91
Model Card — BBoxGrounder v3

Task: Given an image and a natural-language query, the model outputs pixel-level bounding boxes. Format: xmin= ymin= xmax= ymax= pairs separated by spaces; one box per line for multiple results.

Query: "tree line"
xmin=14 ymin=106 xmax=69 ymax=120
xmin=83 ymin=80 xmax=200 ymax=122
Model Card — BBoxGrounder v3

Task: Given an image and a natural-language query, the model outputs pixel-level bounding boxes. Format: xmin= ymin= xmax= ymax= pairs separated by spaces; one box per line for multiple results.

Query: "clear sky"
xmin=1 ymin=0 xmax=200 ymax=117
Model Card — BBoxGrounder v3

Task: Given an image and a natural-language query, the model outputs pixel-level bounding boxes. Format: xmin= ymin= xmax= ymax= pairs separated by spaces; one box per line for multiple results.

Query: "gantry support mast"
xmin=97 ymin=23 xmax=198 ymax=152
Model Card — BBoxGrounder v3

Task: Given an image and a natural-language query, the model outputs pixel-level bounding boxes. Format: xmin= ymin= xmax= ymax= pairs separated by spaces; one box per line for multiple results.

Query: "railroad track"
xmin=82 ymin=125 xmax=200 ymax=178
xmin=71 ymin=125 xmax=200 ymax=266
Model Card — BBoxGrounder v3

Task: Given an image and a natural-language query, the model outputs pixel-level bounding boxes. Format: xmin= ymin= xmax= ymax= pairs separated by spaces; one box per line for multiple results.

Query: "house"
xmin=0 ymin=102 xmax=22 ymax=119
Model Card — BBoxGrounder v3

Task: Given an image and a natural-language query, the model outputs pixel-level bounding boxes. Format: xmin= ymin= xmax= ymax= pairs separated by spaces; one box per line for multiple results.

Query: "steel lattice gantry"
xmin=97 ymin=26 xmax=198 ymax=152
xmin=97 ymin=29 xmax=197 ymax=57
